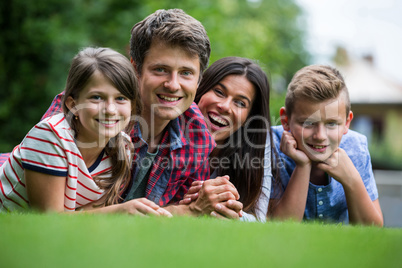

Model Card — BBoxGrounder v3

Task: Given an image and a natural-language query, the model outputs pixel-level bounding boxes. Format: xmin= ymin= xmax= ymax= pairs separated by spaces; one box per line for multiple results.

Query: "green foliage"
xmin=0 ymin=0 xmax=309 ymax=151
xmin=270 ymin=91 xmax=286 ymax=126
xmin=1 ymin=213 xmax=401 ymax=267
xmin=0 ymin=0 xmax=144 ymax=151
xmin=369 ymin=141 xmax=402 ymax=170
xmin=144 ymin=0 xmax=309 ymax=88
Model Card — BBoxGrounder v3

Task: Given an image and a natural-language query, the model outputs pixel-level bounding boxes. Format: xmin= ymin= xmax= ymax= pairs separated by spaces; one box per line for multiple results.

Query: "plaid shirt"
xmin=10 ymin=92 xmax=215 ymax=206
xmin=129 ymin=104 xmax=215 ymax=205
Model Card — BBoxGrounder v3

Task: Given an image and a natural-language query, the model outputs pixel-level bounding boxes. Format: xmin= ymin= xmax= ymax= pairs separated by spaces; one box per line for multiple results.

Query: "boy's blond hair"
xmin=285 ymin=65 xmax=351 ymax=117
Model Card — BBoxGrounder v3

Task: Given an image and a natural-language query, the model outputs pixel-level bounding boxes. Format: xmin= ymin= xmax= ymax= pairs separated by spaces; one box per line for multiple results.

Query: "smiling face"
xmin=197 ymin=75 xmax=256 ymax=144
xmin=282 ymin=92 xmax=353 ymax=162
xmin=136 ymin=42 xmax=200 ymax=127
xmin=66 ymin=71 xmax=132 ymax=146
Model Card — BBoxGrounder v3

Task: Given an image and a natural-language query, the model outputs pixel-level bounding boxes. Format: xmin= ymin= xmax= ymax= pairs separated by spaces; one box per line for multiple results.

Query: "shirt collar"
xmin=132 ymin=116 xmax=187 ymax=152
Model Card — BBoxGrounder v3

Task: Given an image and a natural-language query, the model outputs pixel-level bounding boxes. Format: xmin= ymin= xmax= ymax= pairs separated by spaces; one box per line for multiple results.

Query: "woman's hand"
xmin=188 ymin=176 xmax=242 ymax=218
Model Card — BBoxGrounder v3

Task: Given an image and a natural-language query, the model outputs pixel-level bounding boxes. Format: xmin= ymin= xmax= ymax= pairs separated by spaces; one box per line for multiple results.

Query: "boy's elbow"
xmin=375 ymin=215 xmax=384 ymax=227
xmin=358 ymin=215 xmax=384 ymax=227
xmin=370 ymin=218 xmax=384 ymax=227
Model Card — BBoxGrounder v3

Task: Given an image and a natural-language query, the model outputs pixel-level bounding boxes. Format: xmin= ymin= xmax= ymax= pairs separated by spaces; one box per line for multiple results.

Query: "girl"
xmin=182 ymin=57 xmax=274 ymax=221
xmin=0 ymin=47 xmax=171 ymax=216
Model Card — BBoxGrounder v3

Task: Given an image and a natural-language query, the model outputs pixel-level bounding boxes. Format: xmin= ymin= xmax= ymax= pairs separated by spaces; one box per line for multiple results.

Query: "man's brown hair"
xmin=129 ymin=9 xmax=211 ymax=79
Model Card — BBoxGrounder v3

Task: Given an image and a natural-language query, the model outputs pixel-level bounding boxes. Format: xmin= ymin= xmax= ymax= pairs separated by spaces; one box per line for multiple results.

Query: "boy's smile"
xmin=283 ymin=93 xmax=353 ymax=162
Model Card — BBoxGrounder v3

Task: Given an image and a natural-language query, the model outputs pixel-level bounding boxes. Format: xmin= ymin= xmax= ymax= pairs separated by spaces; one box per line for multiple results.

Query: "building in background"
xmin=334 ymin=47 xmax=402 ymax=170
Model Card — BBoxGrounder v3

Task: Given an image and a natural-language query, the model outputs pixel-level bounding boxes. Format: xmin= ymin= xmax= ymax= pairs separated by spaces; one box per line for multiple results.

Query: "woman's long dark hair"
xmin=195 ymin=57 xmax=272 ymax=214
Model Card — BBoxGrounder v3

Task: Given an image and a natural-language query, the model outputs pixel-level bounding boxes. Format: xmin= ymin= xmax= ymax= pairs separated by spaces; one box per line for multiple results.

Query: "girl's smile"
xmin=66 ymin=71 xmax=132 ymax=146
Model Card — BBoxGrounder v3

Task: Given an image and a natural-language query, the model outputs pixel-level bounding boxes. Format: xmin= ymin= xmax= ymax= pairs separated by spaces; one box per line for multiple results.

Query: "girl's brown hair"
xmin=62 ymin=47 xmax=141 ymax=206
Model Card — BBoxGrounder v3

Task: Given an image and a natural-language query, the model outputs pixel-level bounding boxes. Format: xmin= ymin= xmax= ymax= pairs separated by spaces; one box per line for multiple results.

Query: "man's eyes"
xmin=181 ymin=70 xmax=193 ymax=76
xmin=155 ymin=67 xmax=166 ymax=73
xmin=153 ymin=68 xmax=193 ymax=76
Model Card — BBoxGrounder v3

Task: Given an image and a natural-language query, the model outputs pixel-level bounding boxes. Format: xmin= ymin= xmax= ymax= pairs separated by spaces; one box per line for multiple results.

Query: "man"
xmin=127 ymin=9 xmax=243 ymax=217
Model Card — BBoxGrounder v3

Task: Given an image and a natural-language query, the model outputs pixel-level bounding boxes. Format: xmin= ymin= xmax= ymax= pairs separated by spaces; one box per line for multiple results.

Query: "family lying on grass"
xmin=0 ymin=9 xmax=383 ymax=226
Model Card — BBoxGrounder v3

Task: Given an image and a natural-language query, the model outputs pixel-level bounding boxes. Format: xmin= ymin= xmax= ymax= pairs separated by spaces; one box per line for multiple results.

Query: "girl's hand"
xmin=120 ymin=198 xmax=173 ymax=217
xmin=79 ymin=197 xmax=172 ymax=216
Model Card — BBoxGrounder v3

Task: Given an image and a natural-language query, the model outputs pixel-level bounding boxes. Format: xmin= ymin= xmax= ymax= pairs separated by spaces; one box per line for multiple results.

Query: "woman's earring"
xmin=75 ymin=116 xmax=78 ymax=120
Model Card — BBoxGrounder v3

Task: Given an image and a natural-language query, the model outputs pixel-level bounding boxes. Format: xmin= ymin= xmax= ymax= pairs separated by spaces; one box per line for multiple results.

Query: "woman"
xmin=183 ymin=57 xmax=273 ymax=221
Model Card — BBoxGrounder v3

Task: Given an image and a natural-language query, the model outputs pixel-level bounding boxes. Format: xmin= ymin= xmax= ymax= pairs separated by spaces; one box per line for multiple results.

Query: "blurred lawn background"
xmin=1 ymin=213 xmax=401 ymax=268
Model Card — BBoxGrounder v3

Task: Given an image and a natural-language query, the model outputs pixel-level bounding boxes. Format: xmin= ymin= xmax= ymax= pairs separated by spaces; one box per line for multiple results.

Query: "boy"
xmin=269 ymin=65 xmax=383 ymax=226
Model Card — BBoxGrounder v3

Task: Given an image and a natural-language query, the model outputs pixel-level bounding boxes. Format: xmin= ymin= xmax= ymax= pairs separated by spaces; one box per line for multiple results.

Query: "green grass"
xmin=1 ymin=213 xmax=401 ymax=268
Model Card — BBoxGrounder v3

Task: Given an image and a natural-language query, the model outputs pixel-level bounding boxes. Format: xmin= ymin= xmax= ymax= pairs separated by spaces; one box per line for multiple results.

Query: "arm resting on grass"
xmin=25 ymin=170 xmax=172 ymax=216
xmin=269 ymin=164 xmax=311 ymax=221
xmin=25 ymin=170 xmax=66 ymax=212
xmin=269 ymin=130 xmax=312 ymax=221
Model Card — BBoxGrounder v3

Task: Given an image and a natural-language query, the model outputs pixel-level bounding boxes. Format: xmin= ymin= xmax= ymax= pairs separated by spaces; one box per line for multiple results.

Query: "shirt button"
xmin=318 ymin=201 xmax=323 ymax=206
xmin=318 ymin=214 xmax=323 ymax=218
xmin=318 ymin=188 xmax=323 ymax=192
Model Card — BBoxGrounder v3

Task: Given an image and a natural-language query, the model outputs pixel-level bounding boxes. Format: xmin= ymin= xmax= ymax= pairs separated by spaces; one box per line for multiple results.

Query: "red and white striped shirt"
xmin=0 ymin=113 xmax=112 ymax=212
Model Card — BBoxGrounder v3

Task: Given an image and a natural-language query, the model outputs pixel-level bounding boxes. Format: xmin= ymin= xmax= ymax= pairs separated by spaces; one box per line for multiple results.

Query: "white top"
xmin=0 ymin=113 xmax=112 ymax=212
xmin=241 ymin=137 xmax=271 ymax=222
